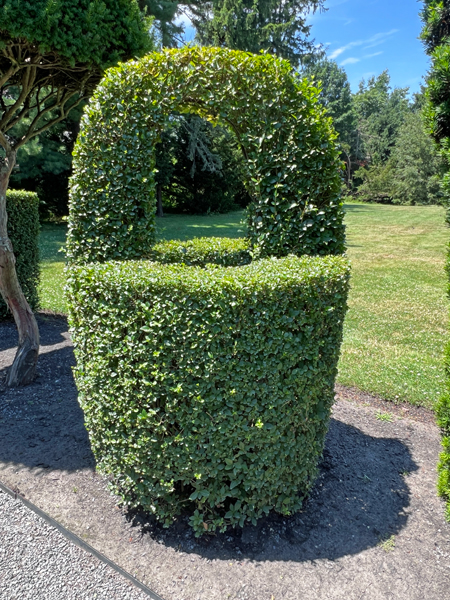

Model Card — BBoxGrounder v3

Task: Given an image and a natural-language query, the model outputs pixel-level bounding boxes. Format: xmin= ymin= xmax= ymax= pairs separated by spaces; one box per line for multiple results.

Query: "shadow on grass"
xmin=343 ymin=203 xmax=373 ymax=213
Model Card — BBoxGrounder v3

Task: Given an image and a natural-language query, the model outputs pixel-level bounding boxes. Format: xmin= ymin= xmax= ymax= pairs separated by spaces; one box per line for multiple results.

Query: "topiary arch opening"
xmin=67 ymin=47 xmax=345 ymax=263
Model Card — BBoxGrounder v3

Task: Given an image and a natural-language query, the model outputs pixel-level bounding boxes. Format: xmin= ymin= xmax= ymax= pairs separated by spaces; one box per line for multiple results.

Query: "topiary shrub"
xmin=66 ymin=46 xmax=344 ymax=265
xmin=149 ymin=237 xmax=251 ymax=267
xmin=0 ymin=191 xmax=40 ymax=320
xmin=67 ymin=47 xmax=350 ymax=535
xmin=67 ymin=254 xmax=350 ymax=535
xmin=438 ymin=334 xmax=450 ymax=521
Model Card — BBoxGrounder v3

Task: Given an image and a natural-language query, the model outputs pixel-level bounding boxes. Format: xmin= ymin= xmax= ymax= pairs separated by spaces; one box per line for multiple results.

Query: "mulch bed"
xmin=1 ymin=314 xmax=449 ymax=600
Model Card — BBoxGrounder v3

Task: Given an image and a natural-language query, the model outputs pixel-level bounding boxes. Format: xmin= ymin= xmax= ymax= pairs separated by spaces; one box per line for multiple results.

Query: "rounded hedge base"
xmin=67 ymin=251 xmax=349 ymax=535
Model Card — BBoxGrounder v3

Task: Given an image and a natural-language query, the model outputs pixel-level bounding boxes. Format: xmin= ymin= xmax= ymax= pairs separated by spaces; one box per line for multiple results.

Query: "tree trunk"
xmin=0 ymin=148 xmax=40 ymax=386
xmin=156 ymin=183 xmax=164 ymax=218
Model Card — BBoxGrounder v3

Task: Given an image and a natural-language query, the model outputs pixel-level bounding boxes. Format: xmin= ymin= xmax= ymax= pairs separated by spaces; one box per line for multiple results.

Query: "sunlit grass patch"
xmin=376 ymin=412 xmax=394 ymax=422
xmin=38 ymin=223 xmax=67 ymax=314
xmin=37 ymin=203 xmax=449 ymax=409
xmin=378 ymin=534 xmax=396 ymax=552
xmin=339 ymin=203 xmax=448 ymax=408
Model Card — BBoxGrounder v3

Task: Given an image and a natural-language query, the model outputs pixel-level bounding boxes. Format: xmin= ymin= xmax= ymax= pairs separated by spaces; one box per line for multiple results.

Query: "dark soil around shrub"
xmin=1 ymin=315 xmax=449 ymax=599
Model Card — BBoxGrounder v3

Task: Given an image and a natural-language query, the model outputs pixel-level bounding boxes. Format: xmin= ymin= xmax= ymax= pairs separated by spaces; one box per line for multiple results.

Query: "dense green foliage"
xmin=355 ymin=111 xmax=443 ymax=205
xmin=0 ymin=191 xmax=40 ymax=320
xmin=67 ymin=47 xmax=344 ymax=264
xmin=67 ymin=253 xmax=350 ymax=534
xmin=302 ymin=63 xmax=441 ymax=203
xmin=390 ymin=111 xmax=443 ymax=205
xmin=189 ymin=0 xmax=324 ymax=67
xmin=306 ymin=59 xmax=354 ymax=145
xmin=421 ymin=0 xmax=450 ymax=55
xmin=149 ymin=237 xmax=251 ymax=266
xmin=0 ymin=0 xmax=151 ymax=69
xmin=421 ymin=0 xmax=450 ymax=520
xmin=139 ymin=0 xmax=183 ymax=46
xmin=0 ymin=0 xmax=153 ymax=220
xmin=436 ymin=382 xmax=450 ymax=519
xmin=303 ymin=58 xmax=355 ymax=187
xmin=353 ymin=71 xmax=410 ymax=168
xmin=157 ymin=115 xmax=250 ymax=215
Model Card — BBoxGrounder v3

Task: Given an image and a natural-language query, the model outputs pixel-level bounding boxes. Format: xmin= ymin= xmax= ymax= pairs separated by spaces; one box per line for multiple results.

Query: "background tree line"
xmin=9 ymin=0 xmax=442 ymax=216
xmin=303 ymin=58 xmax=444 ymax=206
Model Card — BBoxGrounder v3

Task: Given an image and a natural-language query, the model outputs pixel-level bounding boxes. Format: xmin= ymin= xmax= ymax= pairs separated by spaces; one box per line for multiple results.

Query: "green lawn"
xmin=38 ymin=205 xmax=449 ymax=408
xmin=39 ymin=222 xmax=67 ymax=314
xmin=341 ymin=203 xmax=448 ymax=408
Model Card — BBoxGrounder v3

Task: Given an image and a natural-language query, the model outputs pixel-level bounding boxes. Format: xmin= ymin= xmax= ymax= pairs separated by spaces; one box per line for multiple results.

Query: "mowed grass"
xmin=38 ymin=205 xmax=449 ymax=408
xmin=341 ymin=203 xmax=448 ymax=408
xmin=39 ymin=223 xmax=67 ymax=314
xmin=38 ymin=212 xmax=246 ymax=314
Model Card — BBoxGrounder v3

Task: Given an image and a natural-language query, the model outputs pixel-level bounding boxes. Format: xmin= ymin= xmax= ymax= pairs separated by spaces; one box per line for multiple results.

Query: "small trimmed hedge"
xmin=0 ymin=190 xmax=40 ymax=320
xmin=67 ymin=254 xmax=350 ymax=535
xmin=438 ymin=340 xmax=450 ymax=520
xmin=149 ymin=237 xmax=251 ymax=267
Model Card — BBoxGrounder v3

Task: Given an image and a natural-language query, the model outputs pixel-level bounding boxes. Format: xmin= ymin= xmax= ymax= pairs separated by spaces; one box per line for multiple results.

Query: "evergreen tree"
xmin=189 ymin=0 xmax=325 ymax=67
xmin=0 ymin=0 xmax=152 ymax=386
xmin=390 ymin=110 xmax=443 ymax=205
xmin=139 ymin=0 xmax=184 ymax=46
xmin=161 ymin=115 xmax=249 ymax=214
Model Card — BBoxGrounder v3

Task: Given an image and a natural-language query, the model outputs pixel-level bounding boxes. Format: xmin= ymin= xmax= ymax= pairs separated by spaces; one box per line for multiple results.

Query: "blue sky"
xmin=178 ymin=0 xmax=429 ymax=95
xmin=308 ymin=0 xmax=429 ymax=94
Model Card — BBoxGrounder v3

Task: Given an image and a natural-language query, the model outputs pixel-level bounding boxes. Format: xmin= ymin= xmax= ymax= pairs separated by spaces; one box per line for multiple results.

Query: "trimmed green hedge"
xmin=67 ymin=47 xmax=344 ymax=265
xmin=0 ymin=191 xmax=40 ymax=320
xmin=438 ymin=330 xmax=450 ymax=520
xmin=149 ymin=237 xmax=251 ymax=267
xmin=67 ymin=254 xmax=350 ymax=535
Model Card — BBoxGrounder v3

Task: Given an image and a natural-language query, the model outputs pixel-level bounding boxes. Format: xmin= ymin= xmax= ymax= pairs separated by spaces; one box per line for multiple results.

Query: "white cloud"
xmin=329 ymin=42 xmax=359 ymax=59
xmin=340 ymin=57 xmax=361 ymax=66
xmin=329 ymin=29 xmax=399 ymax=61
xmin=364 ymin=51 xmax=383 ymax=59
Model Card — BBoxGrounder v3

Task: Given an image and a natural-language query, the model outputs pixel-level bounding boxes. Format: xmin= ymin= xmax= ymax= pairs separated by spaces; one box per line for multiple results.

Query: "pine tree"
xmin=189 ymin=0 xmax=325 ymax=67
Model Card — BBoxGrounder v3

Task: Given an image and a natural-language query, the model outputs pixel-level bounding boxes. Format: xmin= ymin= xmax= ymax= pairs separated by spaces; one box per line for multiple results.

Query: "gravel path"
xmin=0 ymin=490 xmax=152 ymax=600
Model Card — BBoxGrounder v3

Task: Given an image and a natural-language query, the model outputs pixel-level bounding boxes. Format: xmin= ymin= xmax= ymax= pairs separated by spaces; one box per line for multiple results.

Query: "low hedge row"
xmin=438 ymin=338 xmax=450 ymax=520
xmin=149 ymin=237 xmax=251 ymax=267
xmin=0 ymin=190 xmax=40 ymax=320
xmin=67 ymin=254 xmax=350 ymax=535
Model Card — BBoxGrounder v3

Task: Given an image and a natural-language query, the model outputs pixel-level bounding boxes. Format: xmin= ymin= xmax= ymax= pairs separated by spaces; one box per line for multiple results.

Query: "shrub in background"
xmin=67 ymin=254 xmax=350 ymax=535
xmin=0 ymin=191 xmax=40 ymax=320
xmin=149 ymin=237 xmax=251 ymax=267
